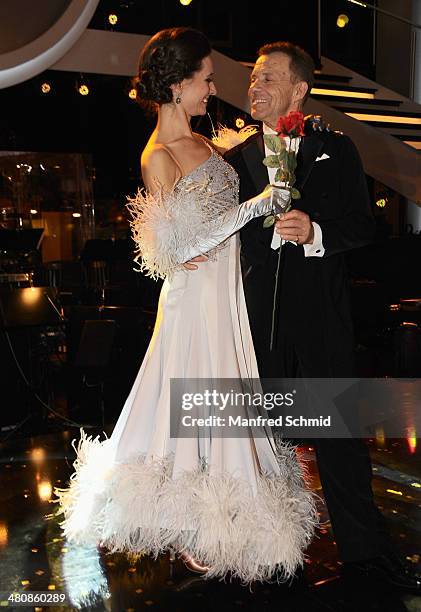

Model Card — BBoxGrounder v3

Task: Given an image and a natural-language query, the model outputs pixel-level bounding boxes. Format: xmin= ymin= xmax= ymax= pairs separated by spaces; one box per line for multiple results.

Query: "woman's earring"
xmin=175 ymin=96 xmax=181 ymax=104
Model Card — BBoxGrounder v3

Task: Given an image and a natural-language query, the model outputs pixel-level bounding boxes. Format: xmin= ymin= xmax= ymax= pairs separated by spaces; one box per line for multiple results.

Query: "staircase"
xmin=305 ymin=56 xmax=421 ymax=203
xmin=313 ymin=57 xmax=421 ymax=151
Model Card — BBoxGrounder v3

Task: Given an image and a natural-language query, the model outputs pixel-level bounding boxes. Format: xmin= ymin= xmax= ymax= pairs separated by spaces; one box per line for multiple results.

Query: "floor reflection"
xmin=0 ymin=430 xmax=420 ymax=611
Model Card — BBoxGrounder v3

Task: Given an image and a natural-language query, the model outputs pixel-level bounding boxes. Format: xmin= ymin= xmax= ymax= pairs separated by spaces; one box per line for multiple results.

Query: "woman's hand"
xmin=183 ymin=254 xmax=209 ymax=270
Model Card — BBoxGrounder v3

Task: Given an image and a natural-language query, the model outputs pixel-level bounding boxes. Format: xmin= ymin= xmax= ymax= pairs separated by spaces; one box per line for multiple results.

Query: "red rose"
xmin=276 ymin=111 xmax=305 ymax=137
xmin=275 ymin=115 xmax=286 ymax=135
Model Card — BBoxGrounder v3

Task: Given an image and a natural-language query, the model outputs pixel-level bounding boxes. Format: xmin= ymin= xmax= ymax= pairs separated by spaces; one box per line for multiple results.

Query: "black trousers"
xmin=255 ymin=329 xmax=392 ymax=563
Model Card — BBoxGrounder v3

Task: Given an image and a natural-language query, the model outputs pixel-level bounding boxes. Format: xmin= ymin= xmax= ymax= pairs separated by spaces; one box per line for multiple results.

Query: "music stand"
xmin=0 ymin=287 xmax=70 ymax=441
xmin=0 ymin=287 xmax=61 ymax=329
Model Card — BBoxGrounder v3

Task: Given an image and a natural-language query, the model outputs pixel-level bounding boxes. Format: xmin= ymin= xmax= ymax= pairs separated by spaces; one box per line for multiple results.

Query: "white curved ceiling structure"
xmin=0 ymin=0 xmax=100 ymax=88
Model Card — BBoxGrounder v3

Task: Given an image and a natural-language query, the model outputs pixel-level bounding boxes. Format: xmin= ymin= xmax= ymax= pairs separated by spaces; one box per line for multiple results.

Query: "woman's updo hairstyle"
xmin=134 ymin=27 xmax=211 ymax=109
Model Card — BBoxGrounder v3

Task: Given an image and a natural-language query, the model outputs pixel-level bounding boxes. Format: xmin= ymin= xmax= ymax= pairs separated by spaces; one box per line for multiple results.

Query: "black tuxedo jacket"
xmin=224 ymin=129 xmax=375 ymax=377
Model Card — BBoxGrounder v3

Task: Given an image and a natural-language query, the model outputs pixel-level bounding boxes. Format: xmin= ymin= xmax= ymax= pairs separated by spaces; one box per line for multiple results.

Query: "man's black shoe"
xmin=342 ymin=554 xmax=421 ymax=593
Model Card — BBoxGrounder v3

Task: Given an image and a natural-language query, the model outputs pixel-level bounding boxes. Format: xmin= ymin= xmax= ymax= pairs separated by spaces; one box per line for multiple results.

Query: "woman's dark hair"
xmin=134 ymin=27 xmax=211 ymax=109
xmin=257 ymin=41 xmax=315 ymax=103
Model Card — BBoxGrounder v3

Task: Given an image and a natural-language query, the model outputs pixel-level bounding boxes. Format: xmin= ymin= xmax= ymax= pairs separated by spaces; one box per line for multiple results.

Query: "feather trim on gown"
xmin=55 ymin=431 xmax=317 ymax=583
xmin=211 ymin=125 xmax=259 ymax=151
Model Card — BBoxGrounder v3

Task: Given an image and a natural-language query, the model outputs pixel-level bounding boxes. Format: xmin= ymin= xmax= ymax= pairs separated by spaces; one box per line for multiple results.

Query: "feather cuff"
xmin=126 ymin=177 xmax=235 ymax=280
xmin=211 ymin=125 xmax=259 ymax=150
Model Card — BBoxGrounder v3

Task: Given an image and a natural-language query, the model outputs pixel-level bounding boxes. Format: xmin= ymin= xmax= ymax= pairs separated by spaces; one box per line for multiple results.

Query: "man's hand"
xmin=183 ymin=254 xmax=208 ymax=270
xmin=275 ymin=210 xmax=314 ymax=245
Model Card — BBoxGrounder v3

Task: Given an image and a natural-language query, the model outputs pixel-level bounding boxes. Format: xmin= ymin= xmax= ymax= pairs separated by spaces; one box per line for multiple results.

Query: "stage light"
xmin=108 ymin=13 xmax=118 ymax=25
xmin=37 ymin=480 xmax=52 ymax=502
xmin=128 ymin=88 xmax=137 ymax=99
xmin=337 ymin=14 xmax=350 ymax=28
xmin=72 ymin=212 xmax=81 ymax=218
xmin=375 ymin=426 xmax=385 ymax=446
xmin=0 ymin=522 xmax=8 ymax=548
xmin=21 ymin=287 xmax=40 ymax=306
xmin=31 ymin=448 xmax=45 ymax=462
xmin=78 ymin=84 xmax=89 ymax=96
xmin=30 ymin=209 xmax=38 ymax=215
xmin=41 ymin=82 xmax=51 ymax=94
xmin=407 ymin=433 xmax=417 ymax=455
xmin=235 ymin=118 xmax=245 ymax=129
xmin=376 ymin=198 xmax=387 ymax=208
xmin=180 ymin=0 xmax=193 ymax=5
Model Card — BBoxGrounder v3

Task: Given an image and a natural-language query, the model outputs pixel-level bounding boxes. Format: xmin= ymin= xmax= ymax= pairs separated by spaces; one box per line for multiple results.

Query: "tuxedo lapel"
xmin=241 ymin=132 xmax=269 ymax=193
xmin=295 ymin=135 xmax=325 ymax=191
xmin=240 ymin=131 xmax=324 ymax=194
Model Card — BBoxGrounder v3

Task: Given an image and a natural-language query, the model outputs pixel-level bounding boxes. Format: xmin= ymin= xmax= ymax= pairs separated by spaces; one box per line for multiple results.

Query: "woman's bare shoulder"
xmin=141 ymin=143 xmax=176 ymax=170
xmin=141 ymin=143 xmax=181 ymax=192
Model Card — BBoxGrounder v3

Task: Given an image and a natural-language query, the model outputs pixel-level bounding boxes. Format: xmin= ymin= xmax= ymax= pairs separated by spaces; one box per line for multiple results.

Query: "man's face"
xmin=248 ymin=52 xmax=300 ymax=129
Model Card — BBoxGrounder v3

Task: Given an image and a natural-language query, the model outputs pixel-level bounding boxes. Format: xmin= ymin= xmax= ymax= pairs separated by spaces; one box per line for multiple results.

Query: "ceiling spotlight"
xmin=72 ymin=212 xmax=81 ymax=218
xmin=337 ymin=14 xmax=350 ymax=28
xmin=179 ymin=0 xmax=193 ymax=5
xmin=78 ymin=84 xmax=89 ymax=96
xmin=108 ymin=13 xmax=118 ymax=25
xmin=235 ymin=118 xmax=245 ymax=129
xmin=41 ymin=82 xmax=51 ymax=94
xmin=129 ymin=88 xmax=137 ymax=100
xmin=375 ymin=189 xmax=392 ymax=208
xmin=30 ymin=209 xmax=38 ymax=215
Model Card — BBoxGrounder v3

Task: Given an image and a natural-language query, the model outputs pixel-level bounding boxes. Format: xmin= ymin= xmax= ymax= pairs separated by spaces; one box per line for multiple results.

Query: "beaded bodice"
xmin=175 ymin=149 xmax=239 ymax=211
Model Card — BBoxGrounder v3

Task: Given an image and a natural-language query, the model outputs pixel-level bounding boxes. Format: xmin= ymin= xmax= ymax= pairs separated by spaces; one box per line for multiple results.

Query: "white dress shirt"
xmin=263 ymin=123 xmax=325 ymax=257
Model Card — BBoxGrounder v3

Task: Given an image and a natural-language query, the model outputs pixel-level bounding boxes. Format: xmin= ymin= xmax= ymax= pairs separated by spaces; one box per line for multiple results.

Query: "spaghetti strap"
xmin=162 ymin=138 xmax=214 ymax=183
xmin=159 ymin=144 xmax=184 ymax=177
xmin=196 ymin=134 xmax=215 ymax=154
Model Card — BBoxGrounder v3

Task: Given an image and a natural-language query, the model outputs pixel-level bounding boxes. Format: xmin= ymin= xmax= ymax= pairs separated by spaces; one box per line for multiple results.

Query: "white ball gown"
xmin=55 ymin=145 xmax=317 ymax=584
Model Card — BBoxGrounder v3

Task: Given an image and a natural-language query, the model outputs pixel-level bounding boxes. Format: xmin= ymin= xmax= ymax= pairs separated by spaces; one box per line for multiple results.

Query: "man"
xmin=222 ymin=41 xmax=420 ymax=592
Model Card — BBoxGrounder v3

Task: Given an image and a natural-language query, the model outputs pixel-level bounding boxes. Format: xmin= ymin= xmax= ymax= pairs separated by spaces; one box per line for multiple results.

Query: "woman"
xmin=56 ymin=27 xmax=316 ymax=584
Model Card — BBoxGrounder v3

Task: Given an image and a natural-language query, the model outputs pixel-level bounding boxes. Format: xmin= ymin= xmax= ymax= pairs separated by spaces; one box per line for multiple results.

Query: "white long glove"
xmin=270 ymin=188 xmax=294 ymax=250
xmin=128 ymin=185 xmax=287 ymax=279
xmin=270 ymin=187 xmax=292 ymax=216
xmin=176 ymin=184 xmax=286 ymax=264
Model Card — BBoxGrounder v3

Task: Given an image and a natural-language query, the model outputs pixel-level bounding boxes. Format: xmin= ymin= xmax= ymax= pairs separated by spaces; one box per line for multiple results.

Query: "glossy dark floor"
xmin=0 ymin=423 xmax=420 ymax=612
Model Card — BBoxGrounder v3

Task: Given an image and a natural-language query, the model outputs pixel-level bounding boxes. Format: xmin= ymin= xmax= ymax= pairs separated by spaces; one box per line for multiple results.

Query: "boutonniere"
xmin=305 ymin=114 xmax=331 ymax=134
